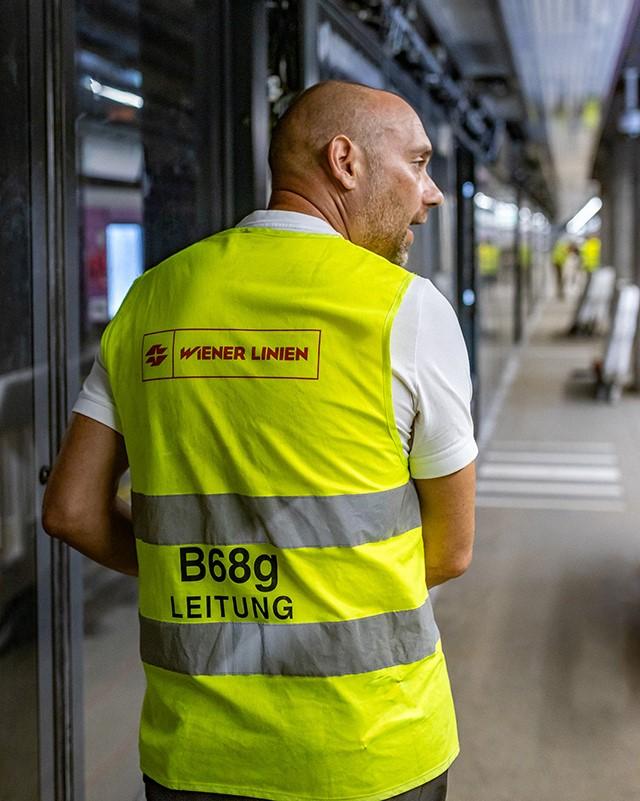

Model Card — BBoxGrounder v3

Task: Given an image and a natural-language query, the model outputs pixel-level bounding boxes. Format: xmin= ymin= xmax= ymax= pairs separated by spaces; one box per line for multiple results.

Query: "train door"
xmin=1 ymin=2 xmax=79 ymax=799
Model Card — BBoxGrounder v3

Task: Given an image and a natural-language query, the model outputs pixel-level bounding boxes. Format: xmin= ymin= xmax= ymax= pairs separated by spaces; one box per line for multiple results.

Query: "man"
xmin=43 ymin=81 xmax=476 ymax=801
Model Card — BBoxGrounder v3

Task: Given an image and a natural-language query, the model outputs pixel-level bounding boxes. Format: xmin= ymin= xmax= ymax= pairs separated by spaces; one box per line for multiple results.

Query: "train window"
xmin=474 ymin=174 xmax=518 ymax=416
xmin=421 ymin=150 xmax=456 ymax=293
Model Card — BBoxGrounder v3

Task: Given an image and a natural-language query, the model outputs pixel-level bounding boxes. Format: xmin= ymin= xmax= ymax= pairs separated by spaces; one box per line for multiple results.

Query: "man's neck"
xmin=268 ymin=190 xmax=349 ymax=240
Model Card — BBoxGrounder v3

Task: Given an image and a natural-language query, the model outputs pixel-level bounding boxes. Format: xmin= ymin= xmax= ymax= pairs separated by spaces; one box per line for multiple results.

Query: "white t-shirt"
xmin=74 ymin=210 xmax=477 ymax=479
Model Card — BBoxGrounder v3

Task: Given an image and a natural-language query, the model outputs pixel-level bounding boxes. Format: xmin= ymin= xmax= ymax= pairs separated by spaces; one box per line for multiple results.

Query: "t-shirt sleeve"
xmin=72 ymin=351 xmax=122 ymax=433
xmin=408 ymin=279 xmax=478 ymax=479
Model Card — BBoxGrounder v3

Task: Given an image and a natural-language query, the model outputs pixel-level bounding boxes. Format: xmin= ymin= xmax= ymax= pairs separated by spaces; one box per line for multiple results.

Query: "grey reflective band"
xmin=140 ymin=600 xmax=439 ymax=677
xmin=132 ymin=482 xmax=421 ymax=548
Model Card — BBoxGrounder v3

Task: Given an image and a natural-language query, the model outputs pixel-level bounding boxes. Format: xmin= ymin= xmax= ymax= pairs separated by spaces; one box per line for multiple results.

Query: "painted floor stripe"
xmin=477 ymin=480 xmax=623 ymax=498
xmin=476 ymin=496 xmax=626 ymax=513
xmin=490 ymin=440 xmax=616 ymax=453
xmin=485 ymin=451 xmax=618 ymax=466
xmin=524 ymin=348 xmax=601 ymax=360
xmin=479 ymin=464 xmax=621 ymax=482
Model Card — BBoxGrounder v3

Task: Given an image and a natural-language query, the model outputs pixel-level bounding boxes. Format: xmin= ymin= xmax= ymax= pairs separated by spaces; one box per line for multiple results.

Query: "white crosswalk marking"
xmin=480 ymin=464 xmax=621 ymax=482
xmin=490 ymin=440 xmax=616 ymax=452
xmin=476 ymin=497 xmax=626 ymax=513
xmin=477 ymin=442 xmax=625 ymax=513
xmin=477 ymin=479 xmax=622 ymax=497
xmin=486 ymin=451 xmax=617 ymax=465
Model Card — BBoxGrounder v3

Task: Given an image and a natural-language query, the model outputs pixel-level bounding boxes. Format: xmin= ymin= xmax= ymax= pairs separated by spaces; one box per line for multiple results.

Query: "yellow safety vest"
xmin=552 ymin=240 xmax=568 ymax=266
xmin=477 ymin=241 xmax=500 ymax=276
xmin=102 ymin=227 xmax=458 ymax=801
xmin=581 ymin=237 xmax=601 ymax=272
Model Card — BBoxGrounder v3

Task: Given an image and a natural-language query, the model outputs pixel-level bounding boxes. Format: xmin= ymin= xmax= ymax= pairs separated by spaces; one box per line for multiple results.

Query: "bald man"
xmin=44 ymin=82 xmax=476 ymax=801
xmin=269 ymin=81 xmax=438 ymax=266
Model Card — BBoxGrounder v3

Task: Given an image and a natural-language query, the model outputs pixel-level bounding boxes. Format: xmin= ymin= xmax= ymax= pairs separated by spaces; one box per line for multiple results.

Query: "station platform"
xmin=437 ymin=296 xmax=640 ymax=800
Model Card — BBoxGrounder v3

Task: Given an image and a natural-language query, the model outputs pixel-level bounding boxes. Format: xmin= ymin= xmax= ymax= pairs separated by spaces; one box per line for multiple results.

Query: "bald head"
xmin=269 ymin=81 xmax=413 ymax=181
xmin=267 ymin=80 xmax=443 ymax=266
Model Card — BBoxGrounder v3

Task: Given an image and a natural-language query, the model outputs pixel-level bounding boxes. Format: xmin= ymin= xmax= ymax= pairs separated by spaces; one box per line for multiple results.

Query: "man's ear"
xmin=326 ymin=135 xmax=359 ymax=190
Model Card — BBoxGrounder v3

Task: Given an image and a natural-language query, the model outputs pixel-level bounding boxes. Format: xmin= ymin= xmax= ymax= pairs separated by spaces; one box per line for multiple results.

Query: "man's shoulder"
xmin=392 ymin=276 xmax=464 ymax=366
xmin=133 ymin=231 xmax=234 ymax=288
xmin=397 ymin=275 xmax=457 ymax=320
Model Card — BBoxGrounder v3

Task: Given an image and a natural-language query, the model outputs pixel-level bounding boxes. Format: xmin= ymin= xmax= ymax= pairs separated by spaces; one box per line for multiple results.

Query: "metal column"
xmin=221 ymin=0 xmax=270 ymax=222
xmin=456 ymin=145 xmax=478 ymax=418
xmin=514 ymin=186 xmax=523 ymax=343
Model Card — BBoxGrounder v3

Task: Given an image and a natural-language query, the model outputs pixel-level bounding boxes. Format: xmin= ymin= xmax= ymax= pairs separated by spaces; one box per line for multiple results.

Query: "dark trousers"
xmin=144 ymin=771 xmax=447 ymax=801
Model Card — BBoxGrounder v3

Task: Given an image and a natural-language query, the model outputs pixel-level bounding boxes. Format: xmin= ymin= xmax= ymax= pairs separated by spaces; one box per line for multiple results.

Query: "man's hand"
xmin=42 ymin=413 xmax=138 ymax=576
xmin=414 ymin=462 xmax=476 ymax=588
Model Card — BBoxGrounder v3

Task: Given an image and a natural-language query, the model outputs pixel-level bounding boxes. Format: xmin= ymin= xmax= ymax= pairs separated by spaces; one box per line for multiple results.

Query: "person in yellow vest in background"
xmin=42 ymin=81 xmax=477 ymax=801
xmin=552 ymin=237 xmax=570 ymax=299
xmin=477 ymin=239 xmax=501 ymax=283
xmin=581 ymin=235 xmax=601 ymax=273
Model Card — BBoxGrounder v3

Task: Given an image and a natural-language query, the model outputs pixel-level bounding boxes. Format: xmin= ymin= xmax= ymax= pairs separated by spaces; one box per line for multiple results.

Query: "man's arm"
xmin=415 ymin=461 xmax=476 ymax=588
xmin=42 ymin=412 xmax=138 ymax=576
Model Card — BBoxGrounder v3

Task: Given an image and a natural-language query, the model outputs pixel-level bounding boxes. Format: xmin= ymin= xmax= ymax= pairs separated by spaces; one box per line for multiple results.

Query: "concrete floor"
xmin=438 ymin=297 xmax=640 ymax=801
xmin=83 ymin=566 xmax=144 ymax=801
xmin=0 ymin=640 xmax=39 ymax=801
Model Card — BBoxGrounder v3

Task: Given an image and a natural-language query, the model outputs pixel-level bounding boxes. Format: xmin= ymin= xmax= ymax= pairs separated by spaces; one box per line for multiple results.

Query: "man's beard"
xmin=360 ymin=216 xmax=412 ymax=266
xmin=389 ymin=230 xmax=412 ymax=266
xmin=359 ymin=183 xmax=413 ymax=266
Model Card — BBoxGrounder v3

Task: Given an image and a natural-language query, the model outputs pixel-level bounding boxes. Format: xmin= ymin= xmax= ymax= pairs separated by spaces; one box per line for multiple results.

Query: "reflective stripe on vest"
xmin=131 ymin=481 xmax=421 ymax=548
xmin=102 ymin=228 xmax=459 ymax=801
xmin=140 ymin=598 xmax=440 ymax=677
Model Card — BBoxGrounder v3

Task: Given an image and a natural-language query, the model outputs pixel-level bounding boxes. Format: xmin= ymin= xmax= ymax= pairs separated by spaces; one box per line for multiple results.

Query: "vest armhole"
xmin=382 ymin=271 xmax=416 ymax=469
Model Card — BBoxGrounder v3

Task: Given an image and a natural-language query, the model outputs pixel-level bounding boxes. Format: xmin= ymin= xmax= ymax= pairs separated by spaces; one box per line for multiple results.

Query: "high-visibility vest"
xmin=552 ymin=240 xmax=568 ymax=267
xmin=102 ymin=227 xmax=458 ymax=801
xmin=477 ymin=241 xmax=500 ymax=276
xmin=581 ymin=237 xmax=601 ymax=272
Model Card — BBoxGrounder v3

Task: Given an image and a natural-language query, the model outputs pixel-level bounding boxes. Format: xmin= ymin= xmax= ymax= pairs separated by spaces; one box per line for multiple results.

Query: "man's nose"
xmin=424 ymin=175 xmax=444 ymax=207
